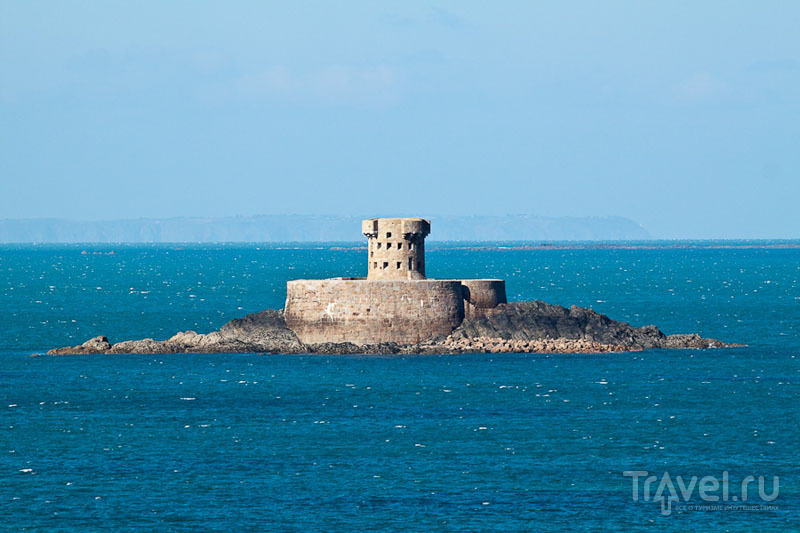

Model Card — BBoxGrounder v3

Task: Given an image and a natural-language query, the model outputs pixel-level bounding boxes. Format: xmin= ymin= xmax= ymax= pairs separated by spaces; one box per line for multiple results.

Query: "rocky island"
xmin=46 ymin=218 xmax=733 ymax=356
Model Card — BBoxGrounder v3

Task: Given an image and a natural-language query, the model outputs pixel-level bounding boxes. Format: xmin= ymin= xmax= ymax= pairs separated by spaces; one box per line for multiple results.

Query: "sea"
xmin=1 ymin=242 xmax=798 ymax=531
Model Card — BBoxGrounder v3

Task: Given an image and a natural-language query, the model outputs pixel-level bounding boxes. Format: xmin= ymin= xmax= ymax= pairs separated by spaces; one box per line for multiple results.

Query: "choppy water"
xmin=1 ymin=243 xmax=798 ymax=530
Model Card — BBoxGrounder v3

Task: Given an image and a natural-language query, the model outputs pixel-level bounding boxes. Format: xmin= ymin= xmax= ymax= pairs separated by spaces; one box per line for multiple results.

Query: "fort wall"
xmin=283 ymin=217 xmax=507 ymax=346
xmin=285 ymin=279 xmax=464 ymax=345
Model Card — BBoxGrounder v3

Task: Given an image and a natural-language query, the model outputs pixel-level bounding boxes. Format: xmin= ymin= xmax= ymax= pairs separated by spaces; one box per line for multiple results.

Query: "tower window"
xmin=396 ymin=262 xmax=401 ymax=269
xmin=377 ymin=242 xmax=381 ymax=249
xmin=409 ymin=243 xmax=414 ymax=250
xmin=386 ymin=232 xmax=392 ymax=238
xmin=397 ymin=243 xmax=402 ymax=250
xmin=383 ymin=262 xmax=388 ymax=269
xmin=387 ymin=242 xmax=392 ymax=249
xmin=373 ymin=262 xmax=377 ymax=269
xmin=409 ymin=257 xmax=414 ymax=270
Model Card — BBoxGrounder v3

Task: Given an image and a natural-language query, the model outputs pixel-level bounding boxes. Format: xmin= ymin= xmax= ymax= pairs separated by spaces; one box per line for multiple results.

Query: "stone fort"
xmin=285 ymin=217 xmax=507 ymax=345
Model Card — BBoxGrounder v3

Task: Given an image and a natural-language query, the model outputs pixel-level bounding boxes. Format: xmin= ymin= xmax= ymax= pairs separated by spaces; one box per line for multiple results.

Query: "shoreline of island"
xmin=41 ymin=300 xmax=738 ymax=357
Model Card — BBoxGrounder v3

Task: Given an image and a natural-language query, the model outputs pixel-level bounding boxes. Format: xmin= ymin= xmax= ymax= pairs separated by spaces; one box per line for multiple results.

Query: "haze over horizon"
xmin=2 ymin=2 xmax=798 ymax=239
xmin=0 ymin=214 xmax=652 ymax=243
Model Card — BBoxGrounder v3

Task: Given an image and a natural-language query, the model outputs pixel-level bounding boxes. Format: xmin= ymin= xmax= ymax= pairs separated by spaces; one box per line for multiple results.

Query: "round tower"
xmin=362 ymin=218 xmax=430 ymax=280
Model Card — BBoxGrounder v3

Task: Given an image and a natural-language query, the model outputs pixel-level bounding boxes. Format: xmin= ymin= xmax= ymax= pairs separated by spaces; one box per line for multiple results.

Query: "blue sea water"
xmin=1 ymin=243 xmax=798 ymax=531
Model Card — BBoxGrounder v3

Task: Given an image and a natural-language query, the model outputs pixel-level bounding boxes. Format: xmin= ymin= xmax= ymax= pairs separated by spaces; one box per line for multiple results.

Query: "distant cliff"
xmin=0 ymin=215 xmax=649 ymax=243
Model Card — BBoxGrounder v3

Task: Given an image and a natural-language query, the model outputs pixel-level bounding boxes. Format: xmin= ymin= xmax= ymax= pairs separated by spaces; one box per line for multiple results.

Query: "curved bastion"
xmin=285 ymin=279 xmax=465 ymax=345
xmin=284 ymin=217 xmax=508 ymax=345
xmin=457 ymin=279 xmax=508 ymax=319
xmin=285 ymin=277 xmax=507 ymax=345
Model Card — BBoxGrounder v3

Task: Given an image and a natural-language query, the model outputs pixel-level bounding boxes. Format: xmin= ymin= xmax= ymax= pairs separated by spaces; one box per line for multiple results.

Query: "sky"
xmin=1 ymin=1 xmax=798 ymax=238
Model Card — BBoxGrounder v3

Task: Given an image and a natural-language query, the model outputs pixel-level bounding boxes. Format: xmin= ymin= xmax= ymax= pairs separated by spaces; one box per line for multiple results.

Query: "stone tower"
xmin=362 ymin=218 xmax=430 ymax=280
xmin=285 ymin=216 xmax=506 ymax=345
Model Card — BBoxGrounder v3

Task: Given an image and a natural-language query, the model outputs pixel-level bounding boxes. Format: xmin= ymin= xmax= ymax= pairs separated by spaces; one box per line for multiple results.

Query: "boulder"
xmin=47 ymin=336 xmax=111 ymax=355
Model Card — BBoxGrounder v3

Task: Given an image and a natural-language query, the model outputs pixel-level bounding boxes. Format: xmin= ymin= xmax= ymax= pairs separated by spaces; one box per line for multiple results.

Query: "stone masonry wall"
xmin=285 ymin=279 xmax=464 ymax=345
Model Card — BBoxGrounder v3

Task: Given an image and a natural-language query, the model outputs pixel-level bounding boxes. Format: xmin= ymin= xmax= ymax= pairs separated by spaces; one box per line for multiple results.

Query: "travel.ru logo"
xmin=623 ymin=470 xmax=779 ymax=516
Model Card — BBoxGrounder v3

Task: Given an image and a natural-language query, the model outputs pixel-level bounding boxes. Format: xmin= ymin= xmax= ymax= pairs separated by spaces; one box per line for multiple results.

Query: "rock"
xmin=89 ymin=310 xmax=306 ymax=355
xmin=305 ymin=342 xmax=403 ymax=355
xmin=108 ymin=338 xmax=173 ymax=354
xmin=447 ymin=301 xmax=730 ymax=350
xmin=216 ymin=309 xmax=305 ymax=353
xmin=662 ymin=333 xmax=727 ymax=349
xmin=44 ymin=301 xmax=735 ymax=356
xmin=47 ymin=336 xmax=111 ymax=355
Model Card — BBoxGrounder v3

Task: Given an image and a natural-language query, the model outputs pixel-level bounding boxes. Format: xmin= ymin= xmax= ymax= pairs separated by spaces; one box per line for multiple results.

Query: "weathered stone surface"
xmin=217 ymin=309 xmax=305 ymax=353
xmin=447 ymin=301 xmax=731 ymax=350
xmin=661 ymin=333 xmax=728 ymax=349
xmin=102 ymin=310 xmax=306 ymax=354
xmin=108 ymin=338 xmax=175 ymax=354
xmin=285 ymin=279 xmax=465 ymax=345
xmin=305 ymin=342 xmax=404 ymax=355
xmin=363 ymin=218 xmax=430 ymax=280
xmin=421 ymin=336 xmax=631 ymax=354
xmin=44 ymin=301 xmax=735 ymax=356
xmin=47 ymin=336 xmax=111 ymax=355
xmin=46 ymin=310 xmax=304 ymax=355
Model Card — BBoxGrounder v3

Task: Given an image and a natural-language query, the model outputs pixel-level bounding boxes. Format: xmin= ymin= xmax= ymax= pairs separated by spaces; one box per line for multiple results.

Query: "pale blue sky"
xmin=1 ymin=1 xmax=798 ymax=238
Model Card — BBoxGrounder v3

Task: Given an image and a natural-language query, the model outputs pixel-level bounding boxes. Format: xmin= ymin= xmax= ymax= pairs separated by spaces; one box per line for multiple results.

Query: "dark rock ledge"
xmin=42 ymin=301 xmax=738 ymax=356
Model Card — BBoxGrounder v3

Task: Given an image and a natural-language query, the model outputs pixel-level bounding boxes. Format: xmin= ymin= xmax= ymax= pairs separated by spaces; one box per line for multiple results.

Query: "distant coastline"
xmin=3 ymin=240 xmax=798 ymax=251
xmin=430 ymin=242 xmax=800 ymax=251
xmin=0 ymin=214 xmax=649 ymax=243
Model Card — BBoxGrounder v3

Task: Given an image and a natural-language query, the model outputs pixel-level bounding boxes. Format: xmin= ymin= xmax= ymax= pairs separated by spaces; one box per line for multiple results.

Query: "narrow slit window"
xmin=377 ymin=242 xmax=381 ymax=249
xmin=373 ymin=262 xmax=377 ymax=269
xmin=409 ymin=257 xmax=414 ymax=270
xmin=396 ymin=262 xmax=401 ymax=269
xmin=397 ymin=243 xmax=402 ymax=250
